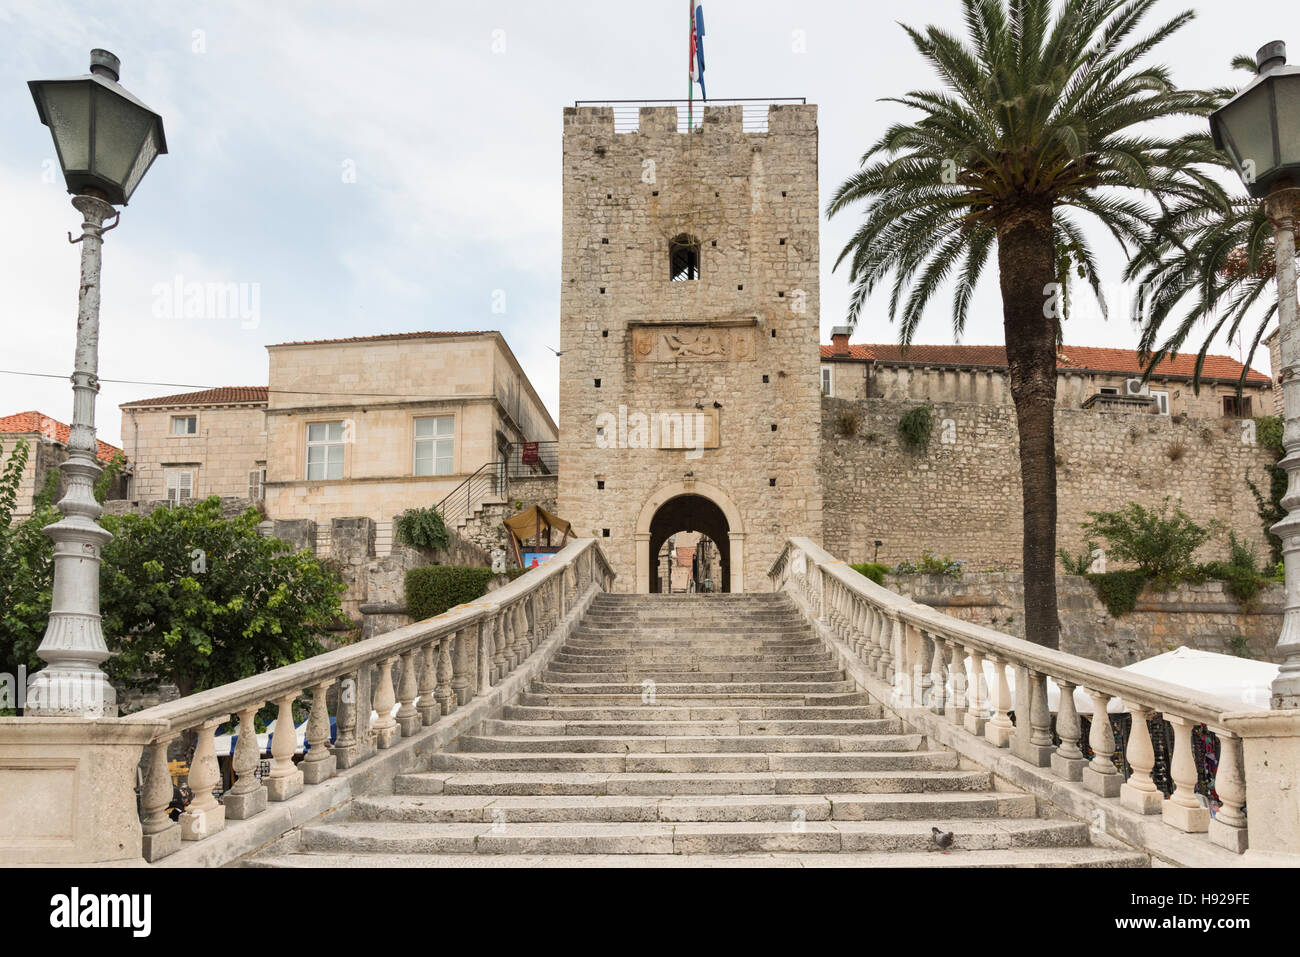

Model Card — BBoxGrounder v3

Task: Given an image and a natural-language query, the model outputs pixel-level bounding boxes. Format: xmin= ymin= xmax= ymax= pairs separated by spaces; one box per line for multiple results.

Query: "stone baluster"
xmin=526 ymin=595 xmax=539 ymax=653
xmin=913 ymin=627 xmax=932 ymax=711
xmin=881 ymin=614 xmax=897 ymax=683
xmin=478 ymin=619 xmax=493 ymax=695
xmin=854 ymin=603 xmax=870 ymax=664
xmin=140 ymin=736 xmax=181 ymax=862
xmin=436 ymin=634 xmax=456 ymax=714
xmin=947 ymin=640 xmax=967 ymax=725
xmin=985 ymin=657 xmax=1014 ymax=748
xmin=331 ymin=670 xmax=365 ymax=768
xmin=1207 ymin=729 xmax=1248 ymax=853
xmin=301 ymin=681 xmax=337 ymax=784
xmin=869 ymin=608 xmax=885 ymax=676
xmin=396 ymin=650 xmax=421 ymax=736
xmin=225 ymin=704 xmax=268 ymax=819
xmin=491 ymin=612 xmax=509 ymax=681
xmin=418 ymin=642 xmax=440 ymax=725
xmin=1119 ymin=704 xmax=1162 ymax=813
xmin=928 ymin=633 xmax=946 ymax=714
xmin=1081 ymin=689 xmax=1120 ymax=797
xmin=510 ymin=602 xmax=529 ymax=664
xmin=964 ymin=647 xmax=987 ymax=736
xmin=500 ymin=607 xmax=517 ymax=671
xmin=452 ymin=628 xmax=473 ymax=706
xmin=372 ymin=658 xmax=398 ymax=748
xmin=1015 ymin=669 xmax=1054 ymax=767
xmin=181 ymin=717 xmax=227 ymax=840
xmin=1163 ymin=716 xmax=1210 ymax=832
xmin=1051 ymin=680 xmax=1087 ymax=781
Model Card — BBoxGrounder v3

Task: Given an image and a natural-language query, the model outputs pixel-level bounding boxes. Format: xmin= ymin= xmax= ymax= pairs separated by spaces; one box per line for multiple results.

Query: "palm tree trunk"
xmin=997 ymin=210 xmax=1062 ymax=650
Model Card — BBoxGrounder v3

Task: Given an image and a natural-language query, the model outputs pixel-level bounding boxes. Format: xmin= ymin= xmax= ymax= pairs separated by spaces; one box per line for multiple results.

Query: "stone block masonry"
xmin=822 ymin=396 xmax=1276 ymax=571
xmin=558 ymin=103 xmax=823 ymax=592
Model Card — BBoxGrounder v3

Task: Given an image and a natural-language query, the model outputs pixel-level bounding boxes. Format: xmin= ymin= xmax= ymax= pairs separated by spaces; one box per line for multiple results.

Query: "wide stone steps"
xmin=254 ymin=592 xmax=1145 ymax=868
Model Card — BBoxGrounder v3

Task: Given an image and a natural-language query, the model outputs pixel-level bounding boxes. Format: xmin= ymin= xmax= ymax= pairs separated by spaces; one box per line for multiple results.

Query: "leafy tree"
xmin=99 ymin=497 xmax=349 ymax=698
xmin=826 ymin=0 xmax=1221 ymax=648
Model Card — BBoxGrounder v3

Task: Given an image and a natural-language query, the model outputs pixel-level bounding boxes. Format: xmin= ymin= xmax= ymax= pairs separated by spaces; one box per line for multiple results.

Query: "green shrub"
xmin=1057 ymin=544 xmax=1098 ymax=576
xmin=394 ymin=507 xmax=451 ymax=553
xmin=404 ymin=565 xmax=527 ymax=620
xmin=1080 ymin=499 xmax=1214 ymax=586
xmin=1200 ymin=531 xmax=1270 ymax=609
xmin=893 ymin=551 xmax=963 ymax=579
xmin=849 ymin=562 xmax=890 ymax=585
xmin=897 ymin=404 xmax=934 ymax=451
xmin=1090 ymin=569 xmax=1148 ymax=617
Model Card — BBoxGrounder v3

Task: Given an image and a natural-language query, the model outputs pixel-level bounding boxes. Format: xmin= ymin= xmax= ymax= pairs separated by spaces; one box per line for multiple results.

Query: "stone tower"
xmin=558 ymin=102 xmax=823 ymax=593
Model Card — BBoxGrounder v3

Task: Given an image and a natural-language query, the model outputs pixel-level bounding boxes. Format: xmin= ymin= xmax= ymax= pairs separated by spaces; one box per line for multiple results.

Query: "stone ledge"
xmin=153 ymin=583 xmax=604 ymax=868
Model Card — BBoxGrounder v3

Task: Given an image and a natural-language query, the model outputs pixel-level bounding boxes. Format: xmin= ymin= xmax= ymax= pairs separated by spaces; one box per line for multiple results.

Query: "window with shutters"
xmin=166 ymin=470 xmax=194 ymax=503
xmin=248 ymin=467 xmax=266 ymax=500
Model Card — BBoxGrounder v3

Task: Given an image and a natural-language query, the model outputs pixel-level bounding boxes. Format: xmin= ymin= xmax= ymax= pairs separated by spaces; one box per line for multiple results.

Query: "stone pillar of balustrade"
xmin=1207 ymin=726 xmax=1248 ymax=853
xmin=396 ymin=650 xmax=422 ymax=737
xmin=301 ymin=681 xmax=337 ymax=784
xmin=1013 ymin=670 xmax=1054 ymax=767
xmin=417 ymin=645 xmax=440 ymax=726
xmin=372 ymin=658 xmax=399 ymax=749
xmin=1119 ymin=704 xmax=1163 ymax=814
xmin=140 ymin=732 xmax=182 ymax=861
xmin=265 ymin=693 xmax=305 ymax=801
xmin=452 ymin=629 xmax=474 ymax=707
xmin=1081 ymin=689 xmax=1121 ymax=797
xmin=1050 ymin=680 xmax=1087 ymax=782
xmin=985 ymin=657 xmax=1014 ymax=748
xmin=947 ymin=640 xmax=967 ymax=725
xmin=180 ymin=716 xmax=227 ymax=840
xmin=224 ymin=704 xmax=268 ymax=818
xmin=1162 ymin=715 xmax=1210 ymax=833
xmin=1223 ymin=704 xmax=1300 ymax=856
xmin=963 ymin=647 xmax=987 ymax=736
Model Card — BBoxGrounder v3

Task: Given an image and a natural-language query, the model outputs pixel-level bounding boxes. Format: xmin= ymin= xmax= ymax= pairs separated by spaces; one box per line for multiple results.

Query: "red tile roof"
xmin=820 ymin=343 xmax=1270 ymax=385
xmin=120 ymin=386 xmax=269 ymax=409
xmin=0 ymin=411 xmax=122 ymax=462
xmin=269 ymin=331 xmax=494 ymax=348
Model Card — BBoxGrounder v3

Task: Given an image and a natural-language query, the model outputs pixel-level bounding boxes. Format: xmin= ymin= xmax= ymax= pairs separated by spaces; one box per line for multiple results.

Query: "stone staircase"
xmin=252 ymin=593 xmax=1147 ymax=867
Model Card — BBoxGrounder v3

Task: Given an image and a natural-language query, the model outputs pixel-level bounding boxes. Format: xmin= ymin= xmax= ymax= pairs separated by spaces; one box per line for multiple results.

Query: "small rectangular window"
xmin=1100 ymin=387 xmax=1119 ymax=396
xmin=414 ymin=415 xmax=454 ymax=476
xmin=1150 ymin=390 xmax=1170 ymax=415
xmin=1224 ymin=395 xmax=1252 ymax=418
xmin=171 ymin=415 xmax=197 ymax=435
xmin=248 ymin=467 xmax=266 ymax=500
xmin=306 ymin=421 xmax=346 ymax=480
xmin=820 ymin=366 xmax=833 ymax=396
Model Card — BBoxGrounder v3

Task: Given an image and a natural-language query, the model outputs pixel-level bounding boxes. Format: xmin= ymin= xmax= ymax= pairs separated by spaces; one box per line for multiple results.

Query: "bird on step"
xmin=931 ymin=827 xmax=955 ymax=853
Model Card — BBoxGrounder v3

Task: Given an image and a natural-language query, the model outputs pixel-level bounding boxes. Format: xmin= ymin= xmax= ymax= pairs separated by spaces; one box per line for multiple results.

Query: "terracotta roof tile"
xmin=119 ymin=386 xmax=269 ymax=409
xmin=0 ymin=411 xmax=122 ymax=462
xmin=268 ymin=331 xmax=494 ymax=348
xmin=820 ymin=343 xmax=1270 ymax=385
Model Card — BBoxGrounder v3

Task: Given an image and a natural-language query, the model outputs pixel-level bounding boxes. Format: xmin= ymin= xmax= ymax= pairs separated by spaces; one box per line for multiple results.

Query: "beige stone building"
xmin=557 ymin=102 xmax=824 ymax=593
xmin=119 ymin=387 xmax=269 ymax=504
xmin=117 ymin=332 xmax=557 ymax=532
xmin=0 ymin=411 xmax=124 ymax=521
xmin=820 ymin=329 xmax=1272 ymax=419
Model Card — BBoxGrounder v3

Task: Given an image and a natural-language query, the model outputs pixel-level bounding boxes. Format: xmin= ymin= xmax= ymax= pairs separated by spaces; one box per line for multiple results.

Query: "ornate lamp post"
xmin=25 ymin=50 xmax=167 ymax=716
xmin=1211 ymin=41 xmax=1300 ymax=709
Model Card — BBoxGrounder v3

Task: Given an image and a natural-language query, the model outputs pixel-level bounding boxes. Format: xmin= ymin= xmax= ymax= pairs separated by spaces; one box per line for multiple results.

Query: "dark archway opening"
xmin=648 ymin=494 xmax=730 ymax=593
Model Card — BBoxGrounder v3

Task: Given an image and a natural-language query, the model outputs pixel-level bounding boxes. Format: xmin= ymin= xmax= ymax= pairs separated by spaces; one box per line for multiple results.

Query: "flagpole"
xmin=687 ymin=0 xmax=694 ymax=131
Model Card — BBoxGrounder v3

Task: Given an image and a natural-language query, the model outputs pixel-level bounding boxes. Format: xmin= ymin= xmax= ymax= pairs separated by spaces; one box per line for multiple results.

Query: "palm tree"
xmin=827 ymin=0 xmax=1222 ymax=648
xmin=1125 ymin=57 xmax=1291 ymax=395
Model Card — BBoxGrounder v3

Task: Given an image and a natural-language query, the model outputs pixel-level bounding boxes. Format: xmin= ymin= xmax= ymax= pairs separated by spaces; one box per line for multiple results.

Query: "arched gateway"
xmin=635 ymin=481 xmax=744 ymax=594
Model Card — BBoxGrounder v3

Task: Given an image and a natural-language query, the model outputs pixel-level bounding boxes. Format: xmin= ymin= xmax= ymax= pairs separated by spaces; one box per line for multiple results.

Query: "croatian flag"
xmin=690 ymin=3 xmax=707 ymax=100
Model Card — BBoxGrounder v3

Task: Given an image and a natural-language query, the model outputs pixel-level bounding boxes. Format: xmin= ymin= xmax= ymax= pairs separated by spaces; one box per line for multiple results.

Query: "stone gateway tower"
xmin=558 ymin=102 xmax=823 ymax=592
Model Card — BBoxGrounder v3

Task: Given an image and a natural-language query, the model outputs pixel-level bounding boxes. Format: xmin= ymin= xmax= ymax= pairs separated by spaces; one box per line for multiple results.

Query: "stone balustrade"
xmin=129 ymin=538 xmax=614 ymax=863
xmin=770 ymin=538 xmax=1300 ymax=861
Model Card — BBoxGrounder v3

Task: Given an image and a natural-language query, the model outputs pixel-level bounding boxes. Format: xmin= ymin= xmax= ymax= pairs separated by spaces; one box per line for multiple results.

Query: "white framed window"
xmin=1150 ymin=390 xmax=1170 ymax=415
xmin=821 ymin=366 xmax=833 ymax=395
xmin=248 ymin=467 xmax=266 ymax=500
xmin=166 ymin=470 xmax=193 ymax=503
xmin=171 ymin=415 xmax=197 ymax=436
xmin=414 ymin=416 xmax=454 ymax=476
xmin=306 ymin=422 xmax=345 ymax=480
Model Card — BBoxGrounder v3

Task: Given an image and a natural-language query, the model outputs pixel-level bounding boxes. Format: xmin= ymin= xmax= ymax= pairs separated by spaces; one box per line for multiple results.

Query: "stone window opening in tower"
xmin=670 ymin=234 xmax=701 ymax=281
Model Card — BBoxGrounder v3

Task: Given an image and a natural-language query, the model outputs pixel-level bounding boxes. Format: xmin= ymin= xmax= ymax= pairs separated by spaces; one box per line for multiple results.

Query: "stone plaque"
xmin=632 ymin=324 xmax=756 ymax=363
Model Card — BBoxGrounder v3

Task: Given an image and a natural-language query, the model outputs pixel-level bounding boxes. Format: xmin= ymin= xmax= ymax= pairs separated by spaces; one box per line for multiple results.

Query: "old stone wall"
xmin=822 ymin=396 xmax=1275 ymax=571
xmin=887 ymin=571 xmax=1284 ymax=667
xmin=558 ymin=103 xmax=823 ymax=592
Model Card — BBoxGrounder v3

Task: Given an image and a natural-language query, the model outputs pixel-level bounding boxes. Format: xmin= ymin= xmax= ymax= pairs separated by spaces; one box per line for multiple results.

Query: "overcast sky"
xmin=0 ymin=0 xmax=1281 ymax=446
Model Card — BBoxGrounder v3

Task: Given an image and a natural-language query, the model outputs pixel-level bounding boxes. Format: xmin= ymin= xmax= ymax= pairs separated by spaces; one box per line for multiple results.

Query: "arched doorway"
xmin=635 ymin=480 xmax=746 ymax=593
xmin=649 ymin=496 xmax=730 ymax=593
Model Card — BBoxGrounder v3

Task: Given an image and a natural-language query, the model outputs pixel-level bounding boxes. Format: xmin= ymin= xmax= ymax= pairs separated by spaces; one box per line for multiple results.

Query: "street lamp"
xmin=1211 ymin=41 xmax=1300 ymax=709
xmin=24 ymin=50 xmax=167 ymax=717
